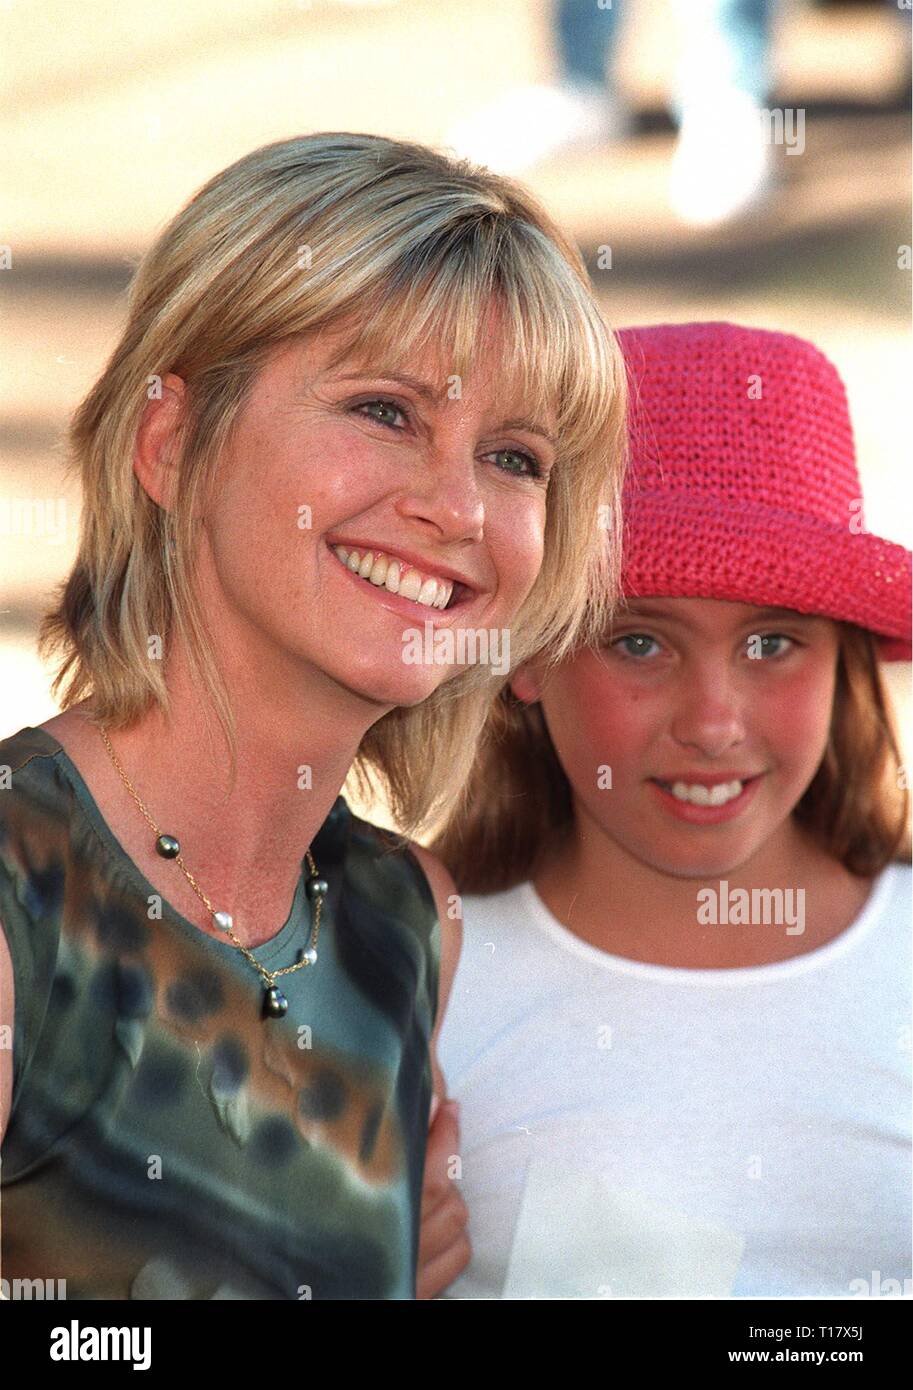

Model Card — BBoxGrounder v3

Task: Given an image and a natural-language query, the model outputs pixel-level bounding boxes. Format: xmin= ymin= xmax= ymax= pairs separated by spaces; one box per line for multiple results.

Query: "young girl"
xmin=0 ymin=132 xmax=627 ymax=1300
xmin=430 ymin=320 xmax=912 ymax=1300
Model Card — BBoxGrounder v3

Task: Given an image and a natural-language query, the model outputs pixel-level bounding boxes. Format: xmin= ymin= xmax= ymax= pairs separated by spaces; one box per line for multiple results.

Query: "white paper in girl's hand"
xmin=503 ymin=1160 xmax=745 ymax=1299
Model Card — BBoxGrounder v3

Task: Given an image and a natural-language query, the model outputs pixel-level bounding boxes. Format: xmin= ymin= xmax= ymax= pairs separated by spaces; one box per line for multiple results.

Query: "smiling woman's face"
xmin=178 ymin=313 xmax=557 ymax=709
xmin=512 ymin=596 xmax=842 ymax=878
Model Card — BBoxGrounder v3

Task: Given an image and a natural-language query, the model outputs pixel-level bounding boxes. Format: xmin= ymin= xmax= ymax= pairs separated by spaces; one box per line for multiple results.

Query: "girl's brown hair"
xmin=37 ymin=131 xmax=627 ymax=838
xmin=430 ymin=622 xmax=911 ymax=894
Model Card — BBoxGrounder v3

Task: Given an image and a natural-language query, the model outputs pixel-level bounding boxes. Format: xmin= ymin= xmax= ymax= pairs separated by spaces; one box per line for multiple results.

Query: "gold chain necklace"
xmin=97 ymin=724 xmax=326 ymax=1019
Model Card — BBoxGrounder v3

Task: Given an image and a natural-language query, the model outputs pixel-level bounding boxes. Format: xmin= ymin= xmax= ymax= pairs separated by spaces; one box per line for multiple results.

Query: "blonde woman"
xmin=0 ymin=132 xmax=626 ymax=1301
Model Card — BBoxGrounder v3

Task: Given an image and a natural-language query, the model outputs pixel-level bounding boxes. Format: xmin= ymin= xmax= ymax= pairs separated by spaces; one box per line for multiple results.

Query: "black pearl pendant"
xmin=155 ymin=833 xmax=180 ymax=858
xmin=263 ymin=985 xmax=288 ymax=1019
xmin=305 ymin=875 xmax=328 ymax=900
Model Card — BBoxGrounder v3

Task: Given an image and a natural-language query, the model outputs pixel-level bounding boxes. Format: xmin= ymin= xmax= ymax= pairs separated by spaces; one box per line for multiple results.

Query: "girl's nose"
xmin=669 ymin=670 xmax=747 ymax=757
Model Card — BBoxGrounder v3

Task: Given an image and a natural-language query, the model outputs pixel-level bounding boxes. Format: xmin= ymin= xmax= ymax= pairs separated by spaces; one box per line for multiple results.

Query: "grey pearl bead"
xmin=263 ymin=986 xmax=288 ymax=1019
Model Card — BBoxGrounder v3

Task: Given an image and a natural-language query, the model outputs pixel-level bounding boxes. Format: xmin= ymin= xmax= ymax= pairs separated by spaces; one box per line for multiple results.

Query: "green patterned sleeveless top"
xmin=0 ymin=726 xmax=440 ymax=1300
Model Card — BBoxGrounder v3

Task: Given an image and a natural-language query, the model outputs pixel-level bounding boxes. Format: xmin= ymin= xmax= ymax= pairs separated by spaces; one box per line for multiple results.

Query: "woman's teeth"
xmin=660 ymin=779 xmax=746 ymax=806
xmin=332 ymin=545 xmax=454 ymax=610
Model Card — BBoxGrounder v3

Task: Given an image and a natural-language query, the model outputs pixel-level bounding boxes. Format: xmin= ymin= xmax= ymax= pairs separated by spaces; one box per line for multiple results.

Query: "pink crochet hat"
xmin=616 ymin=322 xmax=911 ymax=661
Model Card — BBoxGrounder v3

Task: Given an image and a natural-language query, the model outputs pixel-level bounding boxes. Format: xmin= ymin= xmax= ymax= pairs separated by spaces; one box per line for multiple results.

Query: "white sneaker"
xmin=668 ymin=88 xmax=773 ymax=226
xmin=444 ymin=81 xmax=625 ymax=175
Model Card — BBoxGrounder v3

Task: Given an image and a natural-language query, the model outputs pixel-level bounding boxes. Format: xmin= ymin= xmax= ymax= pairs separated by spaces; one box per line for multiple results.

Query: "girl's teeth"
xmin=668 ymin=779 xmax=744 ymax=806
xmin=332 ymin=545 xmax=453 ymax=610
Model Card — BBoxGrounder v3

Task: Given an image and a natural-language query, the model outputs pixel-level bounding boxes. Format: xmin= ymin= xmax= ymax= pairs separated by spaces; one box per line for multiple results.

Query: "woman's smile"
xmin=327 ymin=539 xmax=483 ymax=626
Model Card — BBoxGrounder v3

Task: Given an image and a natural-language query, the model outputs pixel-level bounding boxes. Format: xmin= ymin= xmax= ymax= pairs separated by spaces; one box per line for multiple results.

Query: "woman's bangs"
xmin=318 ymin=251 xmax=593 ymax=451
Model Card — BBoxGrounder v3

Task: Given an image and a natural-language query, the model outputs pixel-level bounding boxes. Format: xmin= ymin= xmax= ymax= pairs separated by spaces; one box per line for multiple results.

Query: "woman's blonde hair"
xmin=38 ymin=132 xmax=627 ymax=837
xmin=431 ymin=622 xmax=912 ymax=892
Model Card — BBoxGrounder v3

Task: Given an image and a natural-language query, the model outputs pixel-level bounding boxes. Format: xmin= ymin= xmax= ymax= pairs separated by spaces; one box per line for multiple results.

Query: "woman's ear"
xmin=133 ymin=372 xmax=187 ymax=512
xmin=509 ymin=660 xmax=543 ymax=705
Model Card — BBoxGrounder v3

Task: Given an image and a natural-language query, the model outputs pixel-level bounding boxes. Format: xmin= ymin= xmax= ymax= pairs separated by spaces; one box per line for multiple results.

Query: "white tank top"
xmin=436 ymin=864 xmax=912 ymax=1299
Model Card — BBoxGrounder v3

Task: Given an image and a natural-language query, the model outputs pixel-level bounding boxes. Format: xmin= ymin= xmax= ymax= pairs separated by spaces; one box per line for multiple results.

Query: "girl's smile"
xmin=647 ymin=771 xmax=766 ymax=824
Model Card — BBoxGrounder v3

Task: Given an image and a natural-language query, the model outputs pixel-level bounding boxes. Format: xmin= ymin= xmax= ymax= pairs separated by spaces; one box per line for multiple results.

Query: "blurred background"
xmin=2 ymin=0 xmax=910 ymax=829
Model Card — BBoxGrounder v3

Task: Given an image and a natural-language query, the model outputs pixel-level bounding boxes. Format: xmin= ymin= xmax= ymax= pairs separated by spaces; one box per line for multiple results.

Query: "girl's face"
xmin=156 ymin=312 xmax=558 ymax=710
xmin=512 ymin=597 xmax=841 ymax=878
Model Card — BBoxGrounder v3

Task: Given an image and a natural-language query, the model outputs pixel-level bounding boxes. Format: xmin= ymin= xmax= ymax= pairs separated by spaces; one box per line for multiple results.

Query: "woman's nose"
xmin=395 ymin=446 xmax=486 ymax=544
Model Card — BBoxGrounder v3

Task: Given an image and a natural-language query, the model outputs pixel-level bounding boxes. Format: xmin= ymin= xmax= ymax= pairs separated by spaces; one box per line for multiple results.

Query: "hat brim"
xmin=620 ymin=495 xmax=912 ymax=662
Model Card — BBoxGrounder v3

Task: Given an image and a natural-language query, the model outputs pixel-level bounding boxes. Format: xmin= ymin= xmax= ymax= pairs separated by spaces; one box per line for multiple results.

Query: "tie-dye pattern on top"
xmin=0 ymin=726 xmax=440 ymax=1300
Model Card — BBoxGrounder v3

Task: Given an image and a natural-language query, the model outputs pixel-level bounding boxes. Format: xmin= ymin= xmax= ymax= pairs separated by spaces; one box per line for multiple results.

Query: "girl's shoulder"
xmin=875 ymin=859 xmax=912 ymax=909
xmin=826 ymin=859 xmax=910 ymax=958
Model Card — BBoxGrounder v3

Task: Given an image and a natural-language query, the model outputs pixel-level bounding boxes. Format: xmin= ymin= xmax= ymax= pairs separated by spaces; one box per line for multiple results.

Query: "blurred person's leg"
xmin=555 ymin=0 xmax=623 ymax=89
xmin=444 ymin=0 xmax=626 ymax=175
xmin=889 ymin=0 xmax=912 ymax=102
xmin=668 ymin=0 xmax=778 ymax=226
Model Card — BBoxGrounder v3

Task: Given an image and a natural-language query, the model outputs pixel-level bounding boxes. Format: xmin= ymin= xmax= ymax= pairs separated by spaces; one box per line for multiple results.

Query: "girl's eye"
xmin=611 ymin=633 xmax=660 ymax=659
xmin=749 ymin=633 xmax=796 ymax=659
xmin=352 ymin=399 xmax=545 ymax=481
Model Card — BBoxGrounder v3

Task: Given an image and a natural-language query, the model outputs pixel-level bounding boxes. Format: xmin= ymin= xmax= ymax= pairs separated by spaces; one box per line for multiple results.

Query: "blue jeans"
xmin=556 ymin=0 xmax=775 ymax=106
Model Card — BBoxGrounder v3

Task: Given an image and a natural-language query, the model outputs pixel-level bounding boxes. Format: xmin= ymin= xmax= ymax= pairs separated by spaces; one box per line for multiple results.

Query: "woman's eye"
xmin=749 ymin=633 xmax=796 ymax=659
xmin=352 ymin=401 xmax=545 ymax=480
xmin=353 ymin=398 xmax=407 ymax=429
xmin=488 ymin=447 xmax=545 ymax=481
xmin=612 ymin=633 xmax=660 ymax=659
